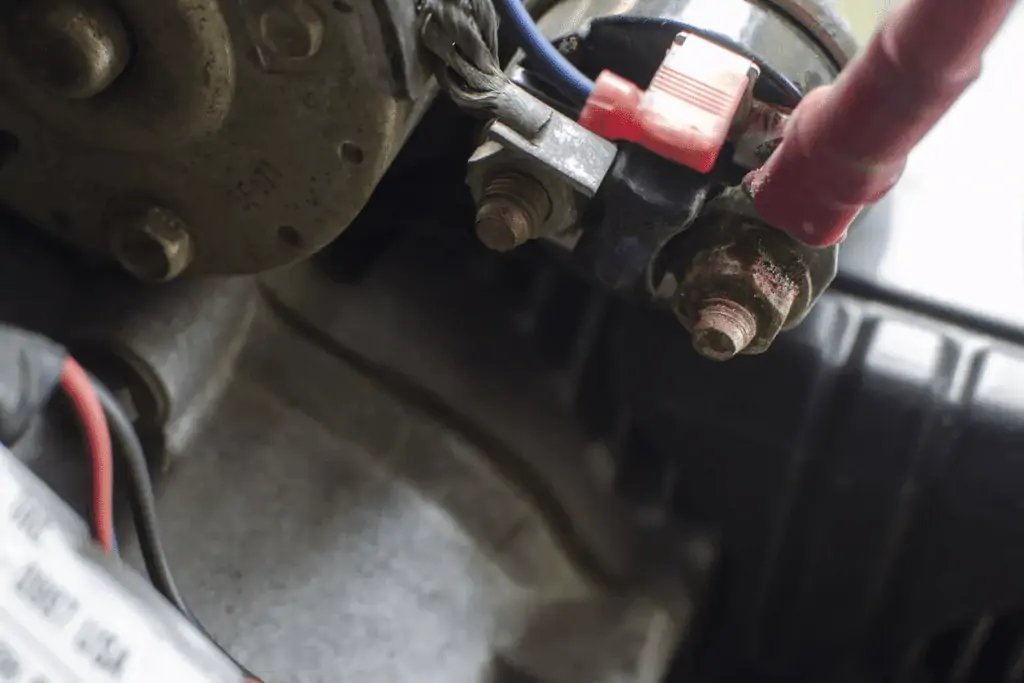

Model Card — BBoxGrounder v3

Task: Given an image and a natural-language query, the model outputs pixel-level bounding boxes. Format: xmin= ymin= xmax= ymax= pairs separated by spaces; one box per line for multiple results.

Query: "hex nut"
xmin=11 ymin=0 xmax=132 ymax=99
xmin=466 ymin=141 xmax=578 ymax=242
xmin=256 ymin=0 xmax=324 ymax=62
xmin=109 ymin=205 xmax=194 ymax=282
xmin=676 ymin=222 xmax=809 ymax=357
xmin=473 ymin=172 xmax=551 ymax=252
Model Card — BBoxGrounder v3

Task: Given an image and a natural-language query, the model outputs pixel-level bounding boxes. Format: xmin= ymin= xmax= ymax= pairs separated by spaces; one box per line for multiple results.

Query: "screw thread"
xmin=692 ymin=299 xmax=758 ymax=361
xmin=475 ymin=172 xmax=550 ymax=252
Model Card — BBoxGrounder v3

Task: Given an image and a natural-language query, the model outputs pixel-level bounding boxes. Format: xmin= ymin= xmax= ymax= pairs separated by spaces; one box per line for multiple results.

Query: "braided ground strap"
xmin=421 ymin=0 xmax=550 ymax=137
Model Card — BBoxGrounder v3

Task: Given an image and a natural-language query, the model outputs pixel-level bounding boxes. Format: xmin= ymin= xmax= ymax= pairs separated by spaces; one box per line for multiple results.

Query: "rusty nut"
xmin=256 ymin=0 xmax=324 ymax=61
xmin=466 ymin=140 xmax=578 ymax=247
xmin=675 ymin=222 xmax=812 ymax=358
xmin=473 ymin=171 xmax=552 ymax=252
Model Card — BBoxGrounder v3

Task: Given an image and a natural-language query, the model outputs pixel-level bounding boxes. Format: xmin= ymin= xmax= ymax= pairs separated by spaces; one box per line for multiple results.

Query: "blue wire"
xmin=493 ymin=0 xmax=595 ymax=103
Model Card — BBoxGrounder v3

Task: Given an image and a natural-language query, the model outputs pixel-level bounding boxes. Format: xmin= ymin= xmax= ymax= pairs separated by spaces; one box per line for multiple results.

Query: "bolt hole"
xmin=338 ymin=141 xmax=364 ymax=165
xmin=332 ymin=0 xmax=353 ymax=13
xmin=0 ymin=131 xmax=20 ymax=169
xmin=51 ymin=211 xmax=72 ymax=230
xmin=113 ymin=231 xmax=174 ymax=282
xmin=278 ymin=225 xmax=303 ymax=247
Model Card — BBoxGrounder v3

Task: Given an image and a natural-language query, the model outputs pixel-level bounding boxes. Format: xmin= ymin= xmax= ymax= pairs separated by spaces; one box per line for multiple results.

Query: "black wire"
xmin=89 ymin=376 xmax=185 ymax=606
xmin=88 ymin=375 xmax=262 ymax=682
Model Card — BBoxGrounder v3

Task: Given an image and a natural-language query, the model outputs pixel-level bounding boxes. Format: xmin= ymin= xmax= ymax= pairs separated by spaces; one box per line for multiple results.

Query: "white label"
xmin=0 ymin=456 xmax=236 ymax=683
xmin=0 ymin=610 xmax=78 ymax=683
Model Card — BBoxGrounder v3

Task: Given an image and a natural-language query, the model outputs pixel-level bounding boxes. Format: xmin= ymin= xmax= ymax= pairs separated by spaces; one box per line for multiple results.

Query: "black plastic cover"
xmin=0 ymin=325 xmax=65 ymax=445
xmin=609 ymin=290 xmax=1024 ymax=682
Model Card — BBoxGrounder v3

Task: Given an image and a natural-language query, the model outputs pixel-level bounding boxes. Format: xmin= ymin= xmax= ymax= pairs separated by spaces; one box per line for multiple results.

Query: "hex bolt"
xmin=475 ymin=173 xmax=552 ymax=252
xmin=258 ymin=0 xmax=325 ymax=60
xmin=109 ymin=205 xmax=194 ymax=283
xmin=691 ymin=298 xmax=758 ymax=361
xmin=12 ymin=0 xmax=131 ymax=99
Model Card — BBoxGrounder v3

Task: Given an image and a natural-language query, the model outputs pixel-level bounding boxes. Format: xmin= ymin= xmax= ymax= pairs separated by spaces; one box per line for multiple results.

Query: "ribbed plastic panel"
xmin=488 ymin=243 xmax=1024 ymax=682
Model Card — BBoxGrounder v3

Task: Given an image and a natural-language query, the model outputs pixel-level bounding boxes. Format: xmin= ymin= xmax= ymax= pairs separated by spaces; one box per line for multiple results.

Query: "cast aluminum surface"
xmin=0 ymin=0 xmax=435 ymax=276
xmin=126 ymin=307 xmax=691 ymax=683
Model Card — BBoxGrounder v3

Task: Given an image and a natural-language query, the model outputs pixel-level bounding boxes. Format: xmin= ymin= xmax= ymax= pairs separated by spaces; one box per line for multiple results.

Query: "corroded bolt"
xmin=476 ymin=199 xmax=533 ymax=252
xmin=257 ymin=0 xmax=324 ymax=60
xmin=12 ymin=0 xmax=131 ymax=99
xmin=475 ymin=173 xmax=551 ymax=252
xmin=691 ymin=298 xmax=758 ymax=361
xmin=109 ymin=205 xmax=194 ymax=282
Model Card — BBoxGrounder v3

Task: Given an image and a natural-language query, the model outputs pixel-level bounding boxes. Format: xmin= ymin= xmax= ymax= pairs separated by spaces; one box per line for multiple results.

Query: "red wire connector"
xmin=578 ymin=34 xmax=755 ymax=174
xmin=744 ymin=0 xmax=1019 ymax=247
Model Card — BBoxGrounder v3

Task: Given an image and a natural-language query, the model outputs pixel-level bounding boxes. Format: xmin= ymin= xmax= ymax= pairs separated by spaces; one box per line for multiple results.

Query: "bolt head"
xmin=11 ymin=0 xmax=131 ymax=99
xmin=109 ymin=205 xmax=194 ymax=282
xmin=257 ymin=0 xmax=324 ymax=61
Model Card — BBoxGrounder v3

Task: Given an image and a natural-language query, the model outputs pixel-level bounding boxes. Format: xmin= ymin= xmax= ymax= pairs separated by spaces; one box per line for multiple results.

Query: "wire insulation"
xmin=60 ymin=357 xmax=115 ymax=553
xmin=89 ymin=376 xmax=187 ymax=609
xmin=88 ymin=374 xmax=262 ymax=683
xmin=492 ymin=0 xmax=594 ymax=102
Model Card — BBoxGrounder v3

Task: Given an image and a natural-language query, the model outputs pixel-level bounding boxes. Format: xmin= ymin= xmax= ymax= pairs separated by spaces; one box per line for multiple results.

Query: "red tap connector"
xmin=579 ymin=34 xmax=754 ymax=174
xmin=744 ymin=0 xmax=1019 ymax=247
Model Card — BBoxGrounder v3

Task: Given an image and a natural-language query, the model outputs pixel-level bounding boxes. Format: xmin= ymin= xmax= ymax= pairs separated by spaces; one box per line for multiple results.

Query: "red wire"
xmin=60 ymin=358 xmax=257 ymax=681
xmin=59 ymin=356 xmax=261 ymax=681
xmin=60 ymin=357 xmax=115 ymax=553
